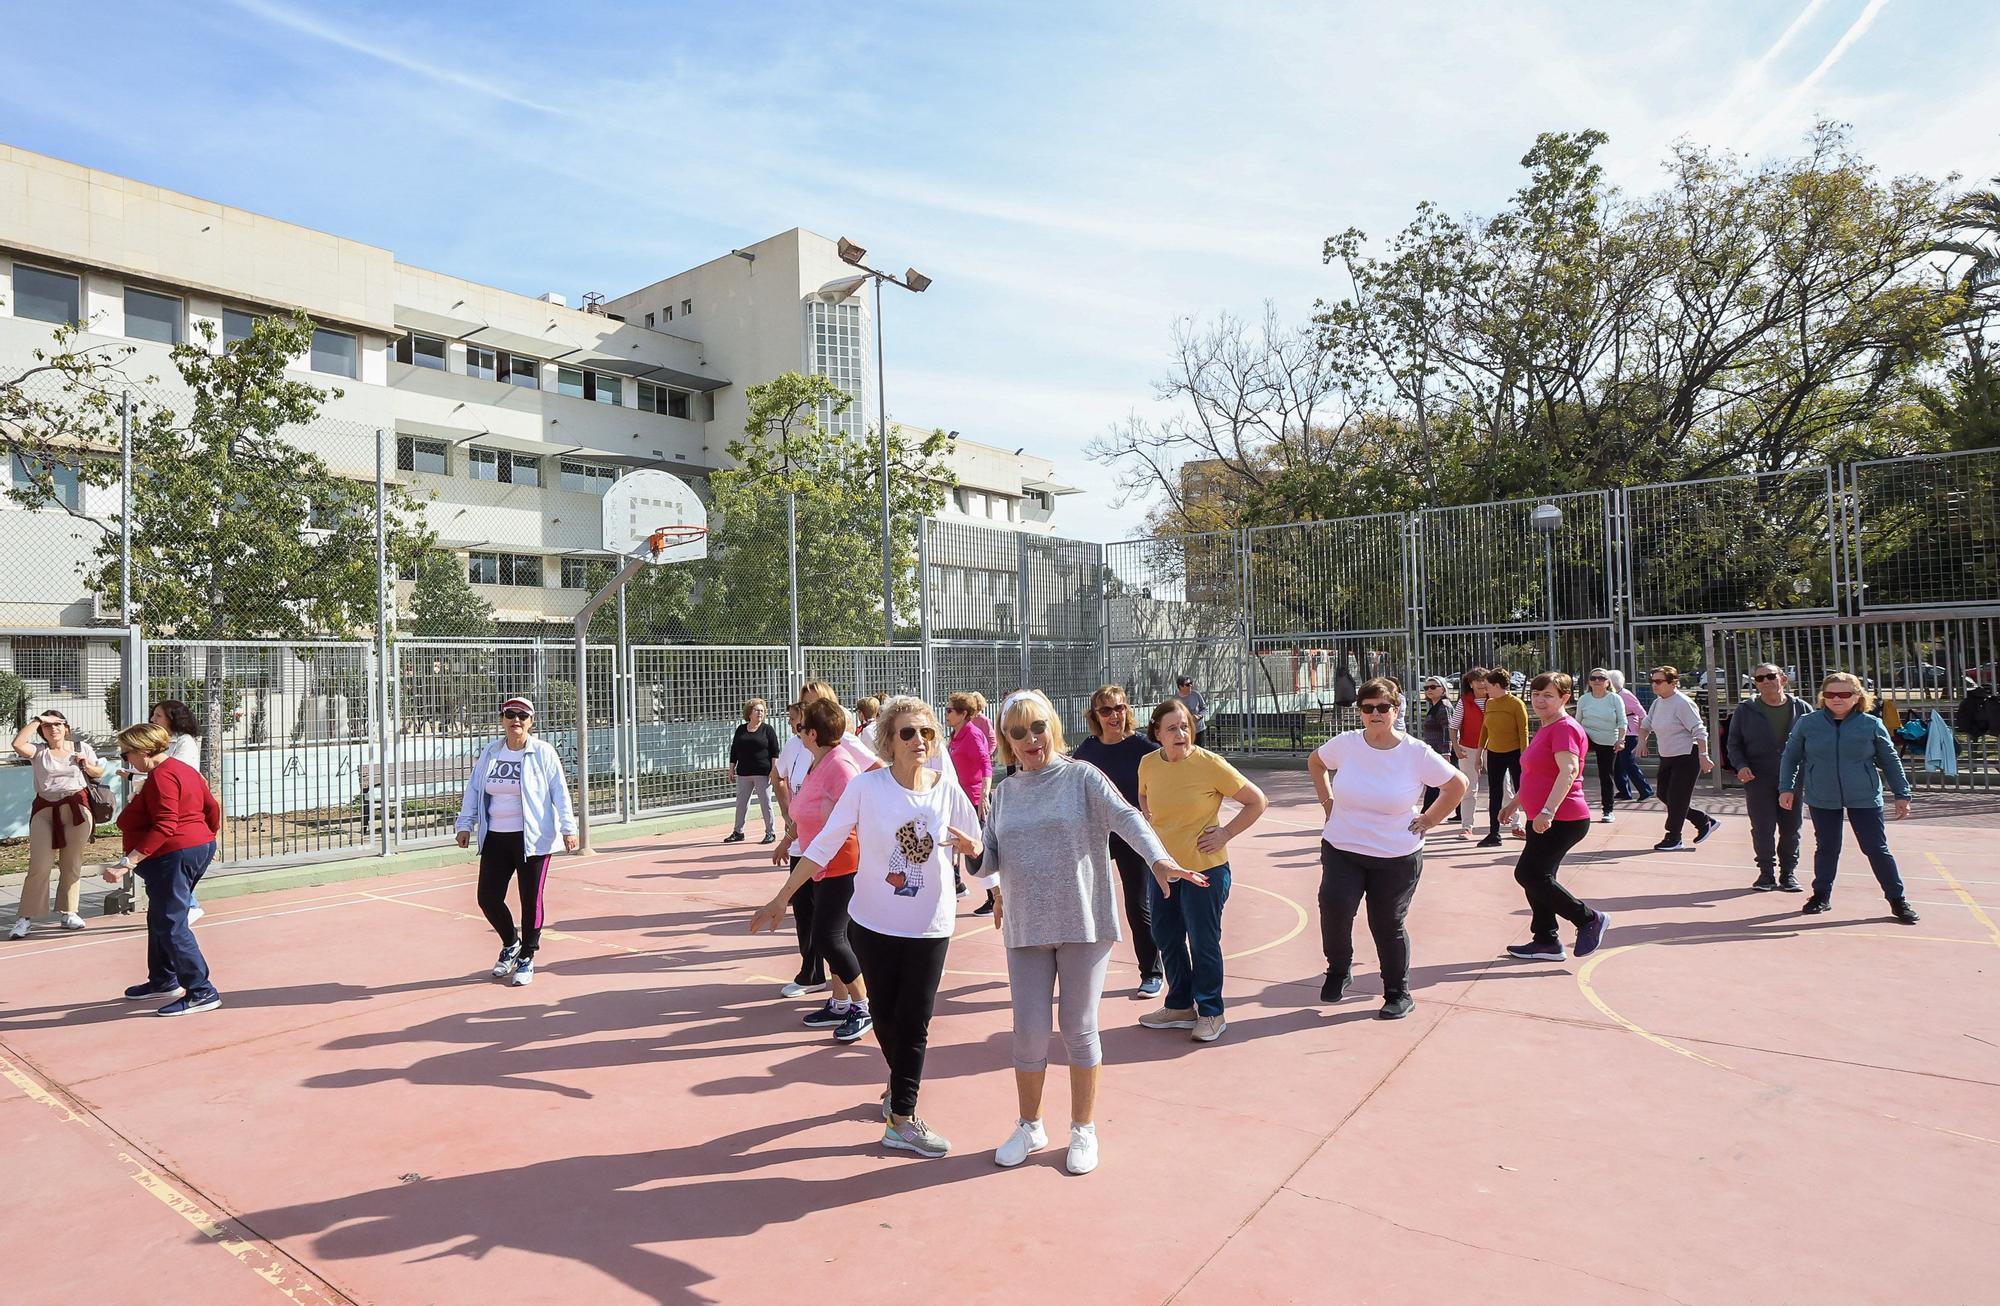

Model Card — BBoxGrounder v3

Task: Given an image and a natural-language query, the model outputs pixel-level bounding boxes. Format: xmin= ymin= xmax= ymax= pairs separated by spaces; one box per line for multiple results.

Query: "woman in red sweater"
xmin=103 ymin=724 xmax=222 ymax=1016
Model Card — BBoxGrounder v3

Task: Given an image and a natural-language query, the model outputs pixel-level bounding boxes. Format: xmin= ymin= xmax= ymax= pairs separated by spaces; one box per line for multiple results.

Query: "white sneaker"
xmin=59 ymin=913 xmax=86 ymax=931
xmin=994 ymin=1118 xmax=1048 ymax=1168
xmin=187 ymin=904 xmax=205 ymax=924
xmin=491 ymin=942 xmax=521 ymax=978
xmin=1598 ymin=812 xmax=1615 ymax=824
xmin=1066 ymin=1123 xmax=1099 ymax=1175
xmin=509 ymin=955 xmax=536 ymax=986
xmin=8 ymin=917 xmax=31 ymax=940
xmin=781 ymin=979 xmax=829 ymax=997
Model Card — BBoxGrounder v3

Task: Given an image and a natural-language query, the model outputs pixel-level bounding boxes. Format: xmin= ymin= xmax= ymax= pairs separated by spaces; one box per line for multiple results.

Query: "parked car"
xmin=1885 ymin=662 xmax=1963 ymax=690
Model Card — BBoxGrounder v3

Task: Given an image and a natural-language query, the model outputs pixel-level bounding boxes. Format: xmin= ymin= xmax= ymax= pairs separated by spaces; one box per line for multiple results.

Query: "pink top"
xmin=1520 ymin=714 xmax=1591 ymax=822
xmin=793 ymin=745 xmax=870 ymax=878
xmin=948 ymin=715 xmax=994 ymax=804
xmin=1618 ymin=689 xmax=1644 ymax=736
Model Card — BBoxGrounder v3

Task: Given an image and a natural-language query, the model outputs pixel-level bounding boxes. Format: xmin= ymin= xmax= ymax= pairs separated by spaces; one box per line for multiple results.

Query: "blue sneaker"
xmin=1505 ymin=938 xmax=1567 ymax=962
xmin=125 ymin=980 xmax=183 ymax=1001
xmin=834 ymin=1009 xmax=873 ymax=1043
xmin=508 ymin=954 xmax=536 ymax=987
xmin=1137 ymin=975 xmax=1164 ymax=999
xmin=1574 ymin=910 xmax=1610 ymax=958
xmin=802 ymin=1001 xmax=846 ymax=1028
xmin=158 ymin=990 xmax=221 ymax=1017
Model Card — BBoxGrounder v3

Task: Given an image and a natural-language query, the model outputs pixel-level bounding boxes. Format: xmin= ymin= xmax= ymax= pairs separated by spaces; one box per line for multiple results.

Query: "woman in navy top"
xmin=1070 ymin=684 xmax=1163 ymax=997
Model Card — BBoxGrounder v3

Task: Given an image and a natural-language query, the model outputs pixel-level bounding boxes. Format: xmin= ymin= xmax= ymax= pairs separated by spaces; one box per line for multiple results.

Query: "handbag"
xmin=85 ymin=780 xmax=114 ymax=826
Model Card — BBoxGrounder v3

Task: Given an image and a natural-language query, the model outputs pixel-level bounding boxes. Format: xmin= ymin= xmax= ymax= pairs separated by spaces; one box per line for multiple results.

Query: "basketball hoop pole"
xmin=572 ymin=549 xmax=654 ymax=854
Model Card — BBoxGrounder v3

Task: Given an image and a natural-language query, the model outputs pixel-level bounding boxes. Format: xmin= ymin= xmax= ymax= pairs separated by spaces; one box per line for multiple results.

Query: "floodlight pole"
xmin=573 ymin=550 xmax=653 ymax=854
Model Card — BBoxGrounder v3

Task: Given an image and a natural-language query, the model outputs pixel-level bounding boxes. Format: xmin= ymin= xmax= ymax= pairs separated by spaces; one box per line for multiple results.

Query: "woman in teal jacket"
xmin=454 ymin=696 xmax=579 ymax=985
xmin=1777 ymin=672 xmax=1917 ymax=923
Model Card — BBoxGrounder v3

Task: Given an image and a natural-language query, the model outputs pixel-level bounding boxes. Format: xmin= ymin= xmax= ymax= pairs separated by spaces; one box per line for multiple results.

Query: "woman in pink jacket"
xmin=946 ymin=691 xmax=995 ymax=911
xmin=1609 ymin=670 xmax=1654 ymax=802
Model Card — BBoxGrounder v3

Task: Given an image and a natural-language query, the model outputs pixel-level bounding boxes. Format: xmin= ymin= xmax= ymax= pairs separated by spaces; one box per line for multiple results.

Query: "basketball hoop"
xmin=644 ymin=524 xmax=709 ymax=559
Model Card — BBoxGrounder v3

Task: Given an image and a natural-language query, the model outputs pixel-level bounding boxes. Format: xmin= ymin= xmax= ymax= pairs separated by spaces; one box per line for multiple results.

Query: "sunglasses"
xmin=896 ymin=724 xmax=939 ymax=743
xmin=1822 ymin=690 xmax=1856 ymax=700
xmin=1095 ymin=704 xmax=1129 ymax=715
xmin=1753 ymin=673 xmax=1779 ymax=683
xmin=1357 ymin=702 xmax=1395 ymax=715
xmin=1588 ymin=674 xmax=1607 ymax=681
xmin=1006 ymin=719 xmax=1050 ymax=741
xmin=501 ymin=710 xmax=532 ymax=721
xmin=1649 ymin=677 xmax=1671 ymax=684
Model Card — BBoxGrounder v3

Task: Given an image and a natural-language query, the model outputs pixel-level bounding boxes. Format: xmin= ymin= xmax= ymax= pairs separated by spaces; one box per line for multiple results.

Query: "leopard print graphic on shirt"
xmin=883 ymin=817 xmax=936 ymax=898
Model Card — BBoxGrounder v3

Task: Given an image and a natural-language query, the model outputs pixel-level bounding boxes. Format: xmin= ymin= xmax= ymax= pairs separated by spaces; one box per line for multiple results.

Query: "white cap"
xmin=501 ymin=696 xmax=535 ymax=715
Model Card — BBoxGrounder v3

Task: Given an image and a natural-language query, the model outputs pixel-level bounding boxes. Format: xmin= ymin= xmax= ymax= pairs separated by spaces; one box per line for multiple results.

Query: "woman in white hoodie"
xmin=455 ymin=696 xmax=578 ymax=987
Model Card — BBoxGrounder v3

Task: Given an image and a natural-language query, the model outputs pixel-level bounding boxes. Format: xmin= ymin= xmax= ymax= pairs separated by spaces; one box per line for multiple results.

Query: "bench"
xmin=358 ymin=757 xmax=474 ymax=836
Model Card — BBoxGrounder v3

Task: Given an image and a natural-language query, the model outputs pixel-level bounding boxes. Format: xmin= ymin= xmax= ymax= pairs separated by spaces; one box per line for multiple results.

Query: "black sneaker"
xmin=125 ymin=980 xmax=184 ymax=1001
xmin=722 ymin=832 xmax=746 ymax=844
xmin=1377 ymin=992 xmax=1414 ymax=1020
xmin=1778 ymin=870 xmax=1804 ymax=893
xmin=834 ymin=1009 xmax=873 ymax=1043
xmin=1888 ymin=899 xmax=1921 ymax=925
xmin=1693 ymin=818 xmax=1720 ymax=845
xmin=1574 ymin=910 xmax=1610 ymax=958
xmin=759 ymin=832 xmax=776 ymax=844
xmin=1320 ymin=971 xmax=1350 ymax=1004
xmin=1652 ymin=837 xmax=1686 ymax=852
xmin=1476 ymin=834 xmax=1503 ymax=848
xmin=1752 ymin=872 xmax=1779 ymax=892
xmin=972 ymin=894 xmax=995 ymax=917
xmin=802 ymin=1001 xmax=846 ymax=1028
xmin=1801 ymin=896 xmax=1831 ymax=915
xmin=1505 ymin=938 xmax=1568 ymax=962
xmin=954 ymin=877 xmax=969 ymax=900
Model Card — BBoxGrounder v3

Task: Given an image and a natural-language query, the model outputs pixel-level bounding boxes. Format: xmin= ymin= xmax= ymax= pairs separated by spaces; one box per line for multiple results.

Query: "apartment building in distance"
xmin=0 ymin=144 xmax=1075 ymax=636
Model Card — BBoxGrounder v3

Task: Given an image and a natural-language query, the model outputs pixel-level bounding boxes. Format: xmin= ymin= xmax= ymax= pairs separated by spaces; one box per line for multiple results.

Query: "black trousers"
xmin=1319 ymin=842 xmax=1424 ymax=996
xmin=787 ymin=858 xmax=824 ymax=986
xmin=477 ymin=831 xmax=553 ymax=955
xmin=809 ymin=872 xmax=861 ymax=986
xmin=1743 ymin=774 xmax=1803 ymax=875
xmin=1656 ymin=752 xmax=1711 ymax=842
xmin=1513 ymin=819 xmax=1593 ymax=942
xmin=1109 ymin=835 xmax=1162 ymax=980
xmin=1487 ymin=749 xmax=1522 ymax=828
xmin=1589 ymin=742 xmax=1618 ymax=815
xmin=848 ymin=921 xmax=950 ymax=1118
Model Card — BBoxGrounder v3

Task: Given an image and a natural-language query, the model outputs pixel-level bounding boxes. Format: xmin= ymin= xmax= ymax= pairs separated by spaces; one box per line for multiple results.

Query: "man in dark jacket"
xmin=1726 ymin=663 xmax=1812 ymax=892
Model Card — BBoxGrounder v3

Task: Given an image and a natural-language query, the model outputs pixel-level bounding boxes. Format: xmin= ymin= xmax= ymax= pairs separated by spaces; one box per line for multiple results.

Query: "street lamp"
xmin=1531 ymin=502 xmax=1562 ymax=671
xmin=836 ymin=235 xmax=932 ymax=647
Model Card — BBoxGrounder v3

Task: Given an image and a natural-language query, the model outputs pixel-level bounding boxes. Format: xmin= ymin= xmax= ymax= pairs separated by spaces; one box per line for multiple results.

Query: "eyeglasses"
xmin=1649 ymin=677 xmax=1671 ymax=684
xmin=1006 ymin=719 xmax=1050 ymax=741
xmin=1753 ymin=673 xmax=1779 ymax=683
xmin=501 ymin=710 xmax=532 ymax=721
xmin=1822 ymin=690 xmax=1856 ymax=701
xmin=896 ymin=724 xmax=939 ymax=743
xmin=1357 ymin=702 xmax=1395 ymax=715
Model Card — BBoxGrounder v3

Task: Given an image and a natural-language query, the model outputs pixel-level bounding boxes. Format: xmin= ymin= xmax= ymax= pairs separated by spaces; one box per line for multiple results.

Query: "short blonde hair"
xmin=871 ymin=695 xmax=938 ymax=761
xmin=1818 ymin=671 xmax=1875 ymax=714
xmin=946 ymin=690 xmax=987 ymax=717
xmin=117 ymin=723 xmax=172 ymax=758
xmin=798 ymin=680 xmax=839 ymax=706
xmin=995 ymin=691 xmax=1065 ymax=766
xmin=855 ymin=696 xmax=881 ymax=722
xmin=742 ymin=697 xmax=767 ymax=721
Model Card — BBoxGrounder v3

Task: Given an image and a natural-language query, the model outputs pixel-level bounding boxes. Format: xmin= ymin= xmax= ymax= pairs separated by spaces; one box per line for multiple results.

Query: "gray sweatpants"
xmin=1005 ymin=938 xmax=1116 ymax=1072
xmin=733 ymin=775 xmax=772 ymax=836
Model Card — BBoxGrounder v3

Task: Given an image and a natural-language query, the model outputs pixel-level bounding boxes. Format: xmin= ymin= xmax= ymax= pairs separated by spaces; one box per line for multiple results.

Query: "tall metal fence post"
xmin=1017 ymin=532 xmax=1032 ymax=687
xmin=917 ymin=518 xmax=935 ymax=703
xmin=122 ymin=622 xmax=146 ymax=735
xmin=1239 ymin=528 xmax=1255 ymax=749
xmin=119 ymin=390 xmax=132 ymax=624
xmin=1094 ymin=543 xmax=1111 ymax=691
xmin=374 ymin=427 xmax=392 ymax=857
xmin=616 ymin=588 xmax=632 ymax=823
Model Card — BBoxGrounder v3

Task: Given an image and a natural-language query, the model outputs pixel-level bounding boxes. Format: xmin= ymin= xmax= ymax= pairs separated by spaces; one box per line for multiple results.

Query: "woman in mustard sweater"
xmin=1477 ymin=668 xmax=1529 ymax=847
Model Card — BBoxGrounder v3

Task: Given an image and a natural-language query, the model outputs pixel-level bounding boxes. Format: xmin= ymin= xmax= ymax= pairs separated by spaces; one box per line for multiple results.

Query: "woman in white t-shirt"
xmin=757 ymin=694 xmax=983 ymax=1160
xmin=1306 ymin=677 xmax=1465 ymax=1020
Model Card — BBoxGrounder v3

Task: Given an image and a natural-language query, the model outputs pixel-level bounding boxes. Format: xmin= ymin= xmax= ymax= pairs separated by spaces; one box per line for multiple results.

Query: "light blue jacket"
xmin=454 ymin=737 xmax=578 ymax=855
xmin=1778 ymin=709 xmax=1911 ymax=811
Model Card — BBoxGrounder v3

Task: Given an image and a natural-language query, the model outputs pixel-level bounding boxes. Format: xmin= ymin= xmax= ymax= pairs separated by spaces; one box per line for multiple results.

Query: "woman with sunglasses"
xmin=1607 ymin=671 xmax=1654 ymax=803
xmin=1308 ymin=678 xmax=1465 ymax=1018
xmin=1777 ymin=672 xmax=1918 ymax=923
xmin=1500 ymin=673 xmax=1612 ymax=964
xmin=454 ymin=696 xmax=578 ymax=987
xmin=756 ymin=696 xmax=983 ymax=1159
xmin=981 ymin=690 xmax=1199 ymax=1174
xmin=10 ymin=710 xmax=105 ymax=938
xmin=1576 ymin=669 xmax=1625 ymax=823
xmin=1072 ymin=684 xmax=1164 ymax=996
xmin=1136 ymin=697 xmax=1268 ymax=1044
xmin=1636 ymin=666 xmax=1716 ymax=851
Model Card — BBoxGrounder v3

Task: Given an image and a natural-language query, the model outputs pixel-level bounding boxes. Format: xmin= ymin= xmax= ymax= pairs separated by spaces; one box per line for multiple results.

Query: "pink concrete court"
xmin=2 ymin=770 xmax=1995 ymax=1305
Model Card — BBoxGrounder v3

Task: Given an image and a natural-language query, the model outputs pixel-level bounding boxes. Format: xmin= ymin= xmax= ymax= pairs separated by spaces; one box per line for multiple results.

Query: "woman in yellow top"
xmin=1136 ymin=697 xmax=1268 ymax=1044
xmin=1477 ymin=667 xmax=1530 ymax=847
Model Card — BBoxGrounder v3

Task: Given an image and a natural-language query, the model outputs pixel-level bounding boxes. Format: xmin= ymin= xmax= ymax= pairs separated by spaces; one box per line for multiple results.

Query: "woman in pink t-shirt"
xmin=1499 ymin=672 xmax=1610 ymax=964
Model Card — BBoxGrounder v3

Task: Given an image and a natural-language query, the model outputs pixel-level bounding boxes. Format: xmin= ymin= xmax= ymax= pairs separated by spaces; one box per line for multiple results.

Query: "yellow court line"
xmin=1574 ymin=946 xmax=1729 ymax=1069
xmin=1924 ymin=852 xmax=2000 ymax=949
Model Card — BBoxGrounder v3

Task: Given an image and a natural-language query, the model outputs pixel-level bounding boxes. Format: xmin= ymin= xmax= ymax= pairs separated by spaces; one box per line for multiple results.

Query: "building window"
xmin=557 ymin=366 xmax=585 ymax=399
xmin=643 ymin=311 xmax=655 ymax=329
xmin=468 ymin=552 xmax=540 ymax=586
xmin=560 ymin=459 xmax=620 ymax=494
xmin=12 ymin=265 xmax=81 ymax=326
xmin=637 ymin=381 xmax=694 ymax=418
xmin=222 ymin=308 xmax=263 ymax=347
xmin=594 ymin=374 xmax=621 ymax=406
xmin=470 ymin=448 xmax=540 ymax=486
xmin=664 ymin=305 xmax=674 ymax=322
xmin=394 ymin=332 xmax=446 ymax=370
xmin=311 ymin=327 xmax=358 ymax=378
xmin=9 ymin=453 xmax=83 ymax=511
xmin=506 ymin=354 xmax=540 ymax=388
xmin=13 ymin=641 xmax=83 ymax=694
xmin=465 ymin=344 xmax=498 ymax=382
xmin=807 ymin=298 xmax=865 ymax=436
xmin=124 ymin=287 xmax=183 ymax=345
xmin=681 ymin=299 xmax=692 ymax=316
xmin=560 ymin=557 xmax=605 ymax=589
xmin=396 ymin=436 xmax=448 ymax=475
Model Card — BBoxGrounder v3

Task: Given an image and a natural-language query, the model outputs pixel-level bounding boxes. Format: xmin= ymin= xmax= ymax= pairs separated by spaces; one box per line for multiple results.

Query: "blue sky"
xmin=6 ymin=0 xmax=1996 ymax=540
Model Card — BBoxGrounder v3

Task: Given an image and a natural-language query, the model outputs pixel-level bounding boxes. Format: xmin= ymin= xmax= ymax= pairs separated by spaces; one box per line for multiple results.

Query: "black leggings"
xmin=1512 ymin=819 xmax=1593 ymax=942
xmin=809 ymin=873 xmax=861 ymax=986
xmin=1319 ymin=842 xmax=1423 ymax=996
xmin=1487 ymin=749 xmax=1522 ymax=828
xmin=1656 ymin=752 xmax=1710 ymax=842
xmin=848 ymin=922 xmax=950 ymax=1119
xmin=1590 ymin=742 xmax=1618 ymax=815
xmin=1109 ymin=836 xmax=1162 ymax=980
xmin=477 ymin=831 xmax=552 ymax=955
xmin=786 ymin=860 xmax=825 ymax=986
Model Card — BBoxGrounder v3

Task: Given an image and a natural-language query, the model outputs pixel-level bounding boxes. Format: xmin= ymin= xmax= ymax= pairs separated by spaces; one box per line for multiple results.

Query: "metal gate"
xmin=1703 ymin=608 xmax=2000 ymax=792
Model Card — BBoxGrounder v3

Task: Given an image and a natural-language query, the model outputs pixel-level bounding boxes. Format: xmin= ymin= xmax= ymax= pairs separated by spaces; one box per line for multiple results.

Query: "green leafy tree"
xmin=406 ymin=549 xmax=497 ymax=637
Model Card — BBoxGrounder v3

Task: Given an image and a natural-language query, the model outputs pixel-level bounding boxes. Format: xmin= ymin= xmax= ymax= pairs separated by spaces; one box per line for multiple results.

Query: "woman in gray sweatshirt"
xmin=981 ymin=690 xmax=1198 ymax=1176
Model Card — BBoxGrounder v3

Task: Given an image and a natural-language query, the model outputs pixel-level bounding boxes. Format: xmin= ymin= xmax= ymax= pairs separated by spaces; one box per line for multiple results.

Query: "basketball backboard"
xmin=601 ymin=469 xmax=708 ymax=563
